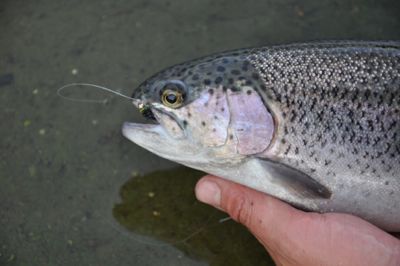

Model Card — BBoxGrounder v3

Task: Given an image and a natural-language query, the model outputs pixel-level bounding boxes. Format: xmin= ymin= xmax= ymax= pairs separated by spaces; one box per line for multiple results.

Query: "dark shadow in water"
xmin=113 ymin=166 xmax=275 ymax=266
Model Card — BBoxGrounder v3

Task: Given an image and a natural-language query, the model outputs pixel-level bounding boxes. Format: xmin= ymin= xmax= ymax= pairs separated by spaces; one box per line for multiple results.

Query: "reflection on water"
xmin=113 ymin=167 xmax=274 ymax=266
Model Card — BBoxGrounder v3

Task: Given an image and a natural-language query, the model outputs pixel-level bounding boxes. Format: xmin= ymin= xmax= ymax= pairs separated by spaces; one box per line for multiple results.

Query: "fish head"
xmin=122 ymin=55 xmax=275 ymax=170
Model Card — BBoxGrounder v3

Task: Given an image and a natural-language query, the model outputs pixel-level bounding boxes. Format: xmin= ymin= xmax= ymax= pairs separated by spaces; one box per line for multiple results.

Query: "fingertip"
xmin=195 ymin=176 xmax=221 ymax=207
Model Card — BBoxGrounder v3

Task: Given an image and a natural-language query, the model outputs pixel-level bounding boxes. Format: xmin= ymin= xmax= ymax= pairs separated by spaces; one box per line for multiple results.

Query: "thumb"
xmin=195 ymin=175 xmax=305 ymax=248
xmin=195 ymin=175 xmax=400 ymax=266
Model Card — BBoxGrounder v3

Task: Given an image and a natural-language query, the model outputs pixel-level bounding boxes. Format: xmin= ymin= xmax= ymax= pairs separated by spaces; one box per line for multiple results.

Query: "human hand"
xmin=195 ymin=175 xmax=400 ymax=266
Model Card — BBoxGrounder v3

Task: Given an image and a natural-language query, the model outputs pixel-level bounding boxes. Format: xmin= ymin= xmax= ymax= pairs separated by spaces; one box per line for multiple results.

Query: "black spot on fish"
xmin=217 ymin=66 xmax=225 ymax=72
xmin=246 ymin=90 xmax=252 ymax=95
xmin=251 ymin=73 xmax=260 ymax=80
xmin=221 ymin=107 xmax=225 ymax=112
xmin=241 ymin=64 xmax=249 ymax=71
xmin=229 ymin=134 xmax=234 ymax=140
xmin=284 ymin=126 xmax=289 ymax=134
xmin=284 ymin=144 xmax=291 ymax=155
xmin=204 ymin=79 xmax=211 ymax=85
xmin=231 ymin=86 xmax=241 ymax=92
xmin=201 ymin=121 xmax=206 ymax=126
xmin=183 ymin=120 xmax=188 ymax=127
xmin=208 ymin=88 xmax=214 ymax=95
xmin=215 ymin=76 xmax=223 ymax=84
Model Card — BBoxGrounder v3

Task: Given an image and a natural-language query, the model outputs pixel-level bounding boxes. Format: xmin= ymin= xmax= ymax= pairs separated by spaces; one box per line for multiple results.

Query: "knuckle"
xmin=224 ymin=191 xmax=254 ymax=226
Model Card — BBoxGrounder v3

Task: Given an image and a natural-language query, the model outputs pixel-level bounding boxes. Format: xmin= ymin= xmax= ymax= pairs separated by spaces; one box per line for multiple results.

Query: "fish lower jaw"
xmin=122 ymin=121 xmax=162 ymax=133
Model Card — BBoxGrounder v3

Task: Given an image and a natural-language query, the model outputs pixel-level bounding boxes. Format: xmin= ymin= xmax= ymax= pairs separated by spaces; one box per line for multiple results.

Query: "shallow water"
xmin=113 ymin=167 xmax=274 ymax=266
xmin=0 ymin=0 xmax=399 ymax=265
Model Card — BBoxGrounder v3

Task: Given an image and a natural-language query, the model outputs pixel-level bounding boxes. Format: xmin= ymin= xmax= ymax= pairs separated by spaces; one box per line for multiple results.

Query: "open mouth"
xmin=129 ymin=99 xmax=185 ymax=139
xmin=140 ymin=105 xmax=157 ymax=121
xmin=135 ymin=100 xmax=159 ymax=123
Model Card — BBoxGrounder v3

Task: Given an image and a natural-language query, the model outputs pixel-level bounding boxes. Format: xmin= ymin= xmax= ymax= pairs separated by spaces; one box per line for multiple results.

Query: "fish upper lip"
xmin=131 ymin=99 xmax=184 ymax=132
xmin=131 ymin=99 xmax=142 ymax=108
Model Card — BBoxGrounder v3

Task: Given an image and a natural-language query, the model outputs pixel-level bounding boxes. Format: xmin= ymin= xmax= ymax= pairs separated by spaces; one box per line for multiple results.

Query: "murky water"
xmin=113 ymin=167 xmax=274 ymax=266
xmin=0 ymin=0 xmax=399 ymax=265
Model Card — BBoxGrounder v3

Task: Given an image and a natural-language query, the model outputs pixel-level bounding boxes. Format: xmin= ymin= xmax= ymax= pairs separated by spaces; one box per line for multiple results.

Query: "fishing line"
xmin=218 ymin=216 xmax=232 ymax=223
xmin=59 ymin=83 xmax=235 ymax=245
xmin=57 ymin=83 xmax=135 ymax=103
xmin=106 ymin=211 xmax=231 ymax=247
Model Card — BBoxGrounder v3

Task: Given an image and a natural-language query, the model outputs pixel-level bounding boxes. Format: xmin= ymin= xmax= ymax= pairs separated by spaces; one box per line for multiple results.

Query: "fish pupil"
xmin=166 ymin=94 xmax=177 ymax=103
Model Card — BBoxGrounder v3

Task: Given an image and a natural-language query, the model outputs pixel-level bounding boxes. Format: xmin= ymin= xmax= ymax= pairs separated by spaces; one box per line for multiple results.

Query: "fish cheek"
xmin=227 ymin=88 xmax=274 ymax=155
xmin=175 ymin=90 xmax=230 ymax=147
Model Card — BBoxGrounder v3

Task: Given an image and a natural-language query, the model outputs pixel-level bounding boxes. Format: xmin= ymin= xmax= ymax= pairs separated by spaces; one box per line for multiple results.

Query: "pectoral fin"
xmin=258 ymin=158 xmax=331 ymax=199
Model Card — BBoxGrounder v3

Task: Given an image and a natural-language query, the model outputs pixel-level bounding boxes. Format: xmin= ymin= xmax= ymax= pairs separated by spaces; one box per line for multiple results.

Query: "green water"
xmin=113 ymin=167 xmax=274 ymax=266
xmin=0 ymin=0 xmax=399 ymax=265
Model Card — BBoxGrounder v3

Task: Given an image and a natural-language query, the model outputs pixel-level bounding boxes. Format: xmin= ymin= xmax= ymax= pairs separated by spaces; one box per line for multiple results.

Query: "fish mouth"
xmin=134 ymin=99 xmax=187 ymax=132
xmin=123 ymin=99 xmax=185 ymax=140
xmin=122 ymin=100 xmax=188 ymax=161
xmin=122 ymin=120 xmax=162 ymax=134
xmin=122 ymin=99 xmax=162 ymax=139
xmin=134 ymin=98 xmax=157 ymax=122
xmin=140 ymin=105 xmax=157 ymax=121
xmin=121 ymin=120 xmax=171 ymax=160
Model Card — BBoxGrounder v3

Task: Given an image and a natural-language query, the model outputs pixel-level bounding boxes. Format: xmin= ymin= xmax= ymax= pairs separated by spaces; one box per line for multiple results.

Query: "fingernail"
xmin=196 ymin=180 xmax=221 ymax=206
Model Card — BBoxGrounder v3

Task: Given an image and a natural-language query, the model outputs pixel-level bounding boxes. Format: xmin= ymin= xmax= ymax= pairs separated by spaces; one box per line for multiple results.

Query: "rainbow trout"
xmin=122 ymin=41 xmax=400 ymax=231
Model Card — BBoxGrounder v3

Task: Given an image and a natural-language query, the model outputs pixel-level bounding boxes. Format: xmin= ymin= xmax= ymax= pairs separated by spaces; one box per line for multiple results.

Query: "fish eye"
xmin=160 ymin=83 xmax=184 ymax=108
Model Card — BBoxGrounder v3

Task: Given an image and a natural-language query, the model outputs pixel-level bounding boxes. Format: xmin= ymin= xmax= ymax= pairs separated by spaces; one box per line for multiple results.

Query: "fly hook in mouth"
xmin=138 ymin=103 xmax=156 ymax=121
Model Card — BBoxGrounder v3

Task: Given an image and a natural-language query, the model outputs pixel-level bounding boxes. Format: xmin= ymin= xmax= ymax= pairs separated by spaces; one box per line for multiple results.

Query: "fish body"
xmin=123 ymin=41 xmax=400 ymax=231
